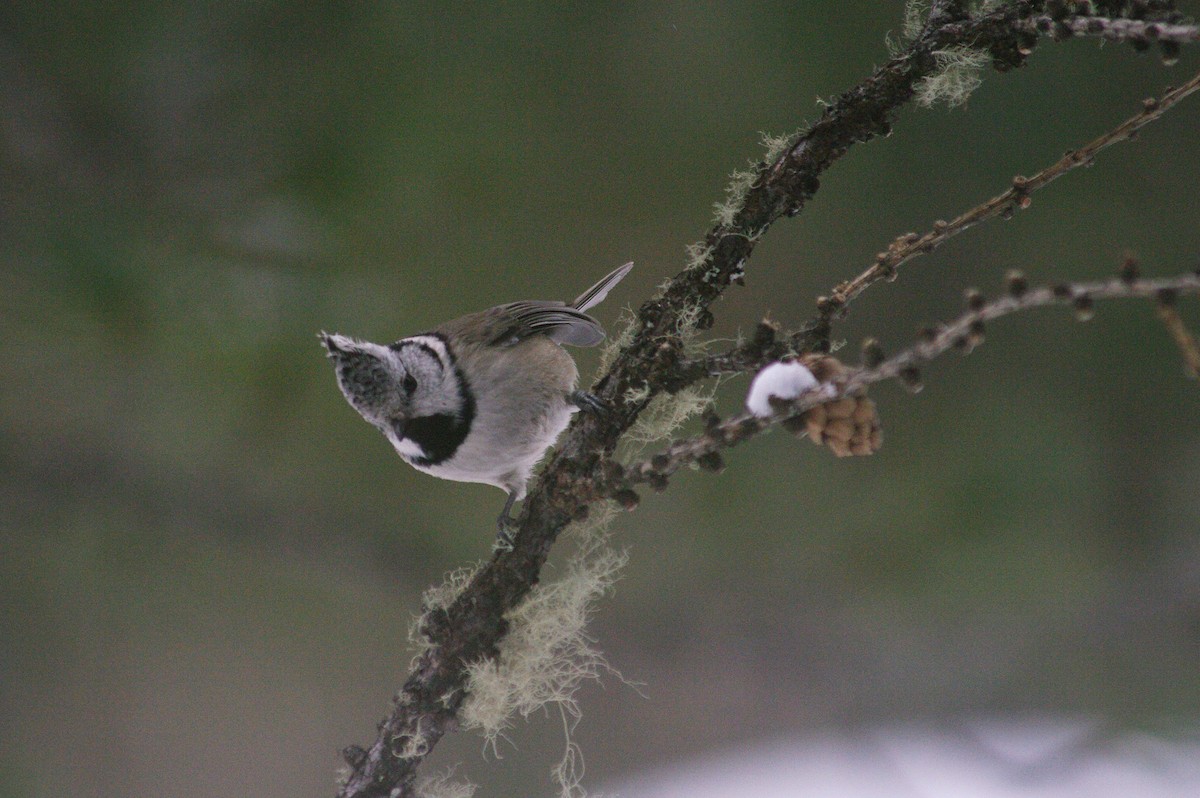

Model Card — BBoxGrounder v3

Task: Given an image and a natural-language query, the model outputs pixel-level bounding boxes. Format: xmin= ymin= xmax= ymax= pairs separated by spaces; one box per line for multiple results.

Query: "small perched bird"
xmin=320 ymin=262 xmax=633 ymax=536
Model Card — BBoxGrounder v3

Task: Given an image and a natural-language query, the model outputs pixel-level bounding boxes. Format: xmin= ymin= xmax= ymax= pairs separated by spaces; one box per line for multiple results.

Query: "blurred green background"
xmin=2 ymin=2 xmax=1199 ymax=796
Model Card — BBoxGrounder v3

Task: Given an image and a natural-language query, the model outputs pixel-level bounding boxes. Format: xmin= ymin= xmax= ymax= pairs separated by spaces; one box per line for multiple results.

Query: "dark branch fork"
xmin=336 ymin=4 xmax=1200 ymax=796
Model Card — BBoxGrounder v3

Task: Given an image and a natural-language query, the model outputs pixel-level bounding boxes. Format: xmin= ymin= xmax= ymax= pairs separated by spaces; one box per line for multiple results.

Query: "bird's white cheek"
xmin=387 ymin=430 xmax=429 ymax=461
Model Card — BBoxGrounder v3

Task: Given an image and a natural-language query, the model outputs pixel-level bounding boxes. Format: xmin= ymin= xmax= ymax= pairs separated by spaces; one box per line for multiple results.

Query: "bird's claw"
xmin=569 ymin=390 xmax=608 ymax=416
xmin=494 ymin=515 xmax=516 ymax=551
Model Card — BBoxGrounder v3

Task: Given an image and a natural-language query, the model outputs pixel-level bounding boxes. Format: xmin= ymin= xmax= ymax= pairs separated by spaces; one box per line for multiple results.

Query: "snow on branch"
xmin=611 ymin=267 xmax=1200 ymax=494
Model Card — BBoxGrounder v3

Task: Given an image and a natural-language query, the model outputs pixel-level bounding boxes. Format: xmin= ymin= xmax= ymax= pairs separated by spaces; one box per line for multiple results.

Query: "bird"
xmin=319 ymin=262 xmax=633 ymax=538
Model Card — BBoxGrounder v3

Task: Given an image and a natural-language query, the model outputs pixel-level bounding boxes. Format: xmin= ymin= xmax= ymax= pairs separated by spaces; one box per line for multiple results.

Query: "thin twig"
xmin=1156 ymin=299 xmax=1200 ymax=379
xmin=678 ymin=51 xmax=1200 ymax=386
xmin=1025 ymin=15 xmax=1200 ymax=46
xmin=818 ymin=68 xmax=1200 ymax=324
xmin=619 ymin=271 xmax=1200 ymax=487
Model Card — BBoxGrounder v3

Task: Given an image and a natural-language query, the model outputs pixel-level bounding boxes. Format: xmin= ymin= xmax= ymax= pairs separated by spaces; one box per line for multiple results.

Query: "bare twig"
xmin=1156 ymin=295 xmax=1200 ymax=378
xmin=819 ymin=68 xmax=1200 ymax=325
xmin=618 ymin=271 xmax=1200 ymax=488
xmin=1025 ymin=14 xmax=1200 ymax=48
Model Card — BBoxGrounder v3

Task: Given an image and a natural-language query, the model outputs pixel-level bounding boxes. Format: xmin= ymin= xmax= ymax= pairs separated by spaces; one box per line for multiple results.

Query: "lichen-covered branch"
xmin=587 ymin=0 xmax=1055 ymax=414
xmin=667 ymin=66 xmax=1200 ymax=389
xmin=333 ymin=3 xmax=1200 ymax=795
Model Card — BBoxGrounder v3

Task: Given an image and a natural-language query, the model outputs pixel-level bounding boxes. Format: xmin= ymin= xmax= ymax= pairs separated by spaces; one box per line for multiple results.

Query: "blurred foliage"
xmin=2 ymin=2 xmax=1199 ymax=796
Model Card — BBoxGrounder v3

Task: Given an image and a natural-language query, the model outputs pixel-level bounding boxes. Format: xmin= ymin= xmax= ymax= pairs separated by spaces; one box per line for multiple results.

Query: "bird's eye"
xmin=403 ymin=374 xmax=418 ymax=394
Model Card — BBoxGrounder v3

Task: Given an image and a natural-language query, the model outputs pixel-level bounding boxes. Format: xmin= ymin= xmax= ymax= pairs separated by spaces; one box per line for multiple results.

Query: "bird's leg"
xmin=568 ymin=390 xmax=608 ymax=416
xmin=495 ymin=491 xmax=519 ymax=550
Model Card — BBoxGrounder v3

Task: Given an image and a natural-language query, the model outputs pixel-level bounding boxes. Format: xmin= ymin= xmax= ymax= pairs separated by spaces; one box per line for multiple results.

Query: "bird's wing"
xmin=437 ymin=262 xmax=633 ymax=349
xmin=487 ymin=301 xmax=606 ymax=348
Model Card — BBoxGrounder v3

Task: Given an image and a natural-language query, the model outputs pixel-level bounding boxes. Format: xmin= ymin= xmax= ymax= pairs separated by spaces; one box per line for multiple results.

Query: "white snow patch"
xmin=745 ymin=360 xmax=820 ymax=418
xmin=608 ymin=719 xmax=1200 ymax=798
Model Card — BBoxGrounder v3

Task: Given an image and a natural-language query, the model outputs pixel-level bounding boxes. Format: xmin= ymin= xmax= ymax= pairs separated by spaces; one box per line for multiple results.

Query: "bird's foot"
xmin=568 ymin=390 xmax=608 ymax=416
xmin=494 ymin=492 xmax=519 ymax=551
xmin=494 ymin=515 xmax=516 ymax=552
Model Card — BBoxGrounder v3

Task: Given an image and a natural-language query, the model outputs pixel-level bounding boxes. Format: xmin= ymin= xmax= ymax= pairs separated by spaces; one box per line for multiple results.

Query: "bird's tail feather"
xmin=571 ymin=261 xmax=634 ymax=312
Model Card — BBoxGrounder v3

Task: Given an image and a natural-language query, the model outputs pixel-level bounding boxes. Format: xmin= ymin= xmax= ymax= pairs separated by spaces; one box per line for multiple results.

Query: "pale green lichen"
xmin=673 ymin=299 xmax=707 ymax=338
xmin=886 ymin=0 xmax=929 ymax=55
xmin=551 ymin=731 xmax=589 ymax=798
xmin=713 ymin=131 xmax=801 ymax=228
xmin=460 ymin=507 xmax=627 ymax=797
xmin=760 ymin=130 xmax=795 ymax=164
xmin=685 ymin=240 xmax=714 ymax=274
xmin=622 ymin=381 xmax=652 ymax=406
xmin=616 ymin=290 xmax=720 ymax=455
xmin=898 ymin=0 xmax=1003 ymax=44
xmin=597 ymin=308 xmax=637 ymax=374
xmin=888 ymin=0 xmax=995 ymax=108
xmin=904 ymin=0 xmax=930 ymax=40
xmin=712 ymin=166 xmax=758 ymax=228
xmin=598 ymin=238 xmax=718 ymax=380
xmin=408 ymin=563 xmax=483 ymax=652
xmin=421 ymin=563 xmax=481 ymax=613
xmin=915 ymin=45 xmax=990 ymax=108
xmin=623 ymin=384 xmax=715 ymax=450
